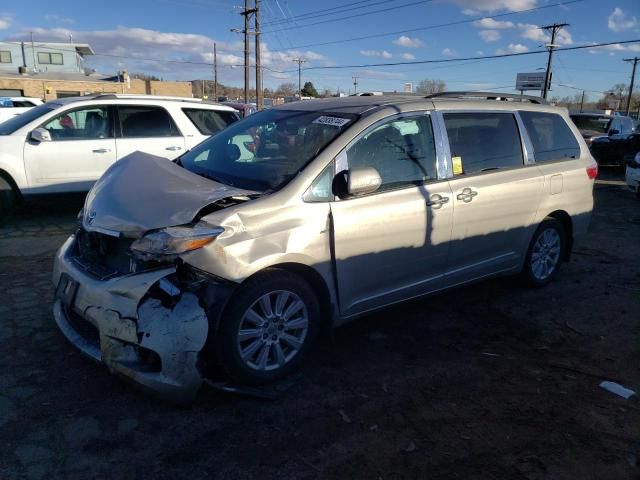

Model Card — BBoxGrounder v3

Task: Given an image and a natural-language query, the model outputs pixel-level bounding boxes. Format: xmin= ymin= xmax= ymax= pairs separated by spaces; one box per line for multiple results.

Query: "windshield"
xmin=0 ymin=104 xmax=55 ymax=135
xmin=180 ymin=108 xmax=357 ymax=192
xmin=570 ymin=115 xmax=612 ymax=134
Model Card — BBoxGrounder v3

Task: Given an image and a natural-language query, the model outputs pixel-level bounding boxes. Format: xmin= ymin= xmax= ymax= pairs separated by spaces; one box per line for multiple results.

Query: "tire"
xmin=0 ymin=176 xmax=17 ymax=222
xmin=520 ymin=218 xmax=566 ymax=287
xmin=215 ymin=269 xmax=320 ymax=385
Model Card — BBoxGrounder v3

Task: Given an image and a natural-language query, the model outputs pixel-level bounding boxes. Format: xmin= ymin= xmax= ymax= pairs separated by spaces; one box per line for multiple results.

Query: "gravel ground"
xmin=0 ymin=174 xmax=639 ymax=480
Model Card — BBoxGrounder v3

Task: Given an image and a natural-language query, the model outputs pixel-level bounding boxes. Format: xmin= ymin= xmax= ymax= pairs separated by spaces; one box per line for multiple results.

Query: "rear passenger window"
xmin=346 ymin=115 xmax=437 ymax=192
xmin=118 ymin=106 xmax=180 ymax=138
xmin=182 ymin=108 xmax=239 ymax=135
xmin=520 ymin=111 xmax=580 ymax=162
xmin=443 ymin=112 xmax=523 ymax=175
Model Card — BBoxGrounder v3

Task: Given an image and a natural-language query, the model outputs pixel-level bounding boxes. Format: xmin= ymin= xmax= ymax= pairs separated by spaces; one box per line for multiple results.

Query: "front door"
xmin=23 ymin=105 xmax=117 ymax=193
xmin=115 ymin=105 xmax=186 ymax=160
xmin=441 ymin=111 xmax=544 ymax=282
xmin=330 ymin=113 xmax=453 ymax=317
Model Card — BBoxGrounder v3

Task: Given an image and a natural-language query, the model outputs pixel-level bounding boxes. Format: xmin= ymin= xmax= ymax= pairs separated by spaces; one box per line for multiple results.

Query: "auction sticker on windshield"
xmin=313 ymin=116 xmax=351 ymax=127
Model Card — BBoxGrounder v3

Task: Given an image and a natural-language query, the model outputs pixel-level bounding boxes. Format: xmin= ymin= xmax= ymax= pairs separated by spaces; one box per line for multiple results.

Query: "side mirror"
xmin=347 ymin=166 xmax=382 ymax=196
xmin=31 ymin=127 xmax=52 ymax=143
xmin=608 ymin=129 xmax=620 ymax=136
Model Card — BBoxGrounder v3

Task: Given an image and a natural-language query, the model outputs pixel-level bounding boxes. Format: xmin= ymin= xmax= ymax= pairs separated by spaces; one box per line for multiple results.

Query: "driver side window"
xmin=346 ymin=114 xmax=437 ymax=192
xmin=42 ymin=106 xmax=112 ymax=141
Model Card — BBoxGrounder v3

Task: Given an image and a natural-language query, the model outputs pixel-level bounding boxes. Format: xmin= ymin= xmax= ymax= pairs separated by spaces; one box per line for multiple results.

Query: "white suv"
xmin=0 ymin=94 xmax=239 ymax=217
xmin=0 ymin=96 xmax=44 ymax=124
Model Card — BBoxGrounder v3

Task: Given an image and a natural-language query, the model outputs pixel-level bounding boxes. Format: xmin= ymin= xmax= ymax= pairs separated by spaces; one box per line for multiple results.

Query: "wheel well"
xmin=546 ymin=210 xmax=573 ymax=261
xmin=0 ymin=169 xmax=21 ymax=199
xmin=268 ymin=263 xmax=335 ymax=333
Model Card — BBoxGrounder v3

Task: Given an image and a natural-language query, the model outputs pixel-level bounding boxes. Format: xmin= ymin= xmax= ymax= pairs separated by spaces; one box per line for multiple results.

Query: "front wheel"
xmin=520 ymin=218 xmax=565 ymax=287
xmin=0 ymin=176 xmax=18 ymax=222
xmin=215 ymin=269 xmax=320 ymax=385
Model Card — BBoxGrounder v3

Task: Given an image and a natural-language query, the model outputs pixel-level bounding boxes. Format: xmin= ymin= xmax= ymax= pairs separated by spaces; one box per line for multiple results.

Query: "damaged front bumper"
xmin=52 ymin=235 xmax=217 ymax=402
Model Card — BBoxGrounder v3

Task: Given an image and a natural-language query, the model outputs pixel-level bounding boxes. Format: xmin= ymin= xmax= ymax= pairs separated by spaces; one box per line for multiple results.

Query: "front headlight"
xmin=131 ymin=222 xmax=224 ymax=256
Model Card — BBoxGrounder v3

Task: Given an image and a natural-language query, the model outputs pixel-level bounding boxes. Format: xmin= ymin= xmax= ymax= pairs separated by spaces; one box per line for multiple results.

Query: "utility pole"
xmin=292 ymin=58 xmax=306 ymax=98
xmin=623 ymin=57 xmax=638 ymax=116
xmin=580 ymin=90 xmax=585 ymax=113
xmin=255 ymin=0 xmax=262 ymax=110
xmin=541 ymin=23 xmax=568 ymax=100
xmin=240 ymin=0 xmax=255 ymax=104
xmin=213 ymin=43 xmax=218 ymax=100
xmin=30 ymin=32 xmax=37 ymax=72
xmin=352 ymin=76 xmax=359 ymax=95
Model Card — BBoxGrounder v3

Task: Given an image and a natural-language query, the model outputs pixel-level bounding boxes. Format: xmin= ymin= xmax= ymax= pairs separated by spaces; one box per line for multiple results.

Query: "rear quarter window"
xmin=520 ymin=111 xmax=580 ymax=163
xmin=182 ymin=108 xmax=239 ymax=135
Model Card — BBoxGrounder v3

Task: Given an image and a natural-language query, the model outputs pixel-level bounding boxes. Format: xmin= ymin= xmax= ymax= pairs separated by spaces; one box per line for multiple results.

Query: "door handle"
xmin=456 ymin=187 xmax=478 ymax=203
xmin=166 ymin=146 xmax=183 ymax=151
xmin=426 ymin=194 xmax=450 ymax=208
xmin=92 ymin=148 xmax=111 ymax=153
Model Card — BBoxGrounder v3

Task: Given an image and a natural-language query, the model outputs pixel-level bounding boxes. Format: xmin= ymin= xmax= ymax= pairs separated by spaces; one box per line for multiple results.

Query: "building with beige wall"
xmin=0 ymin=73 xmax=193 ymax=101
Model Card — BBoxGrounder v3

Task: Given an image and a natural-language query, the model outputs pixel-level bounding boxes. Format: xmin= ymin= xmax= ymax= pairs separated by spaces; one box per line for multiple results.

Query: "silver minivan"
xmin=52 ymin=93 xmax=597 ymax=401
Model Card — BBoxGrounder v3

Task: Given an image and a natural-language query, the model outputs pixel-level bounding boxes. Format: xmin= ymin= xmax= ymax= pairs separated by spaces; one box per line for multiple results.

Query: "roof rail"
xmin=90 ymin=94 xmax=203 ymax=103
xmin=425 ymin=91 xmax=547 ymax=104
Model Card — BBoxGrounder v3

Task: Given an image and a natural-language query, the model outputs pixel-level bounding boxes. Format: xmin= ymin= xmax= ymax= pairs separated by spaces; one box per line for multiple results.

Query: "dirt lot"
xmin=0 ymin=174 xmax=639 ymax=480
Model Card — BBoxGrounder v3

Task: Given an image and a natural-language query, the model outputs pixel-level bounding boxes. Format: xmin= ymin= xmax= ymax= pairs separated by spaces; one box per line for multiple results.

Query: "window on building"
xmin=118 ymin=106 xmax=181 ymax=137
xmin=520 ymin=111 xmax=580 ymax=163
xmin=443 ymin=112 xmax=524 ymax=175
xmin=345 ymin=114 xmax=437 ymax=191
xmin=37 ymin=52 xmax=64 ymax=65
xmin=0 ymin=51 xmax=11 ymax=63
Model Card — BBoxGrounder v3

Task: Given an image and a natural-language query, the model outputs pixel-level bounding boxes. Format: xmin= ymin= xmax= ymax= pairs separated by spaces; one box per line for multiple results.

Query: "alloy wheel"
xmin=530 ymin=227 xmax=561 ymax=281
xmin=236 ymin=290 xmax=309 ymax=371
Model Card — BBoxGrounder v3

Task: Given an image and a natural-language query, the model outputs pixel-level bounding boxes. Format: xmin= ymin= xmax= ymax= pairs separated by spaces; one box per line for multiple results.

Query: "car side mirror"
xmin=608 ymin=129 xmax=619 ymax=136
xmin=347 ymin=166 xmax=382 ymax=196
xmin=31 ymin=127 xmax=52 ymax=143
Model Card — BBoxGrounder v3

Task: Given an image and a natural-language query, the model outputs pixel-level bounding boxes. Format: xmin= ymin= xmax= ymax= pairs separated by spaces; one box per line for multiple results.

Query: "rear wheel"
xmin=521 ymin=218 xmax=565 ymax=287
xmin=216 ymin=269 xmax=320 ymax=385
xmin=0 ymin=176 xmax=18 ymax=222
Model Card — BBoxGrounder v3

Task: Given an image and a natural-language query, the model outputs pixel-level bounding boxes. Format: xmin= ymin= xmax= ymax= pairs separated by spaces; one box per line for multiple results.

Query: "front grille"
xmin=71 ymin=228 xmax=135 ymax=280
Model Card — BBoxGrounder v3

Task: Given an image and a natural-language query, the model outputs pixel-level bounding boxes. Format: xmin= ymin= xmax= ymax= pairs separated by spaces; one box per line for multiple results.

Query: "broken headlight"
xmin=131 ymin=222 xmax=224 ymax=256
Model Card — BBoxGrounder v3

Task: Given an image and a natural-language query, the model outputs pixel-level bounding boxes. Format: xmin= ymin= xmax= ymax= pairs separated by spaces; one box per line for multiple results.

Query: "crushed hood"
xmin=83 ymin=152 xmax=255 ymax=236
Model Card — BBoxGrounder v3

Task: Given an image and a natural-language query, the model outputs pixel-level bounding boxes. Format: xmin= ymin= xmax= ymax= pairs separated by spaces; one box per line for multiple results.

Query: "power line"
xmin=261 ymin=0 xmax=434 ymax=34
xmin=261 ymin=0 xmax=398 ymax=27
xmin=301 ymin=40 xmax=640 ymax=71
xmin=267 ymin=0 xmax=584 ymax=52
xmin=4 ymin=39 xmax=635 ymax=78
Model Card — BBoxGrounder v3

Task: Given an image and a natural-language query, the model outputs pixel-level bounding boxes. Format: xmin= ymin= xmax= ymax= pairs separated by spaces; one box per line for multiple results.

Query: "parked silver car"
xmin=52 ymin=92 xmax=597 ymax=401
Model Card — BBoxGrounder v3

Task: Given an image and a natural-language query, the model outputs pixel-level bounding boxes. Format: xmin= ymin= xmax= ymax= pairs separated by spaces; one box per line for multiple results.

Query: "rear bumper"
xmin=52 ymin=235 xmax=210 ymax=402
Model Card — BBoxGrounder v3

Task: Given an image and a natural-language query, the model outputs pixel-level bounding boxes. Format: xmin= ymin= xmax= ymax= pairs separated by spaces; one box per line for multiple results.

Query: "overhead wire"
xmin=261 ymin=0 xmax=434 ymax=34
xmin=266 ymin=0 xmax=584 ymax=52
xmin=261 ymin=0 xmax=399 ymax=27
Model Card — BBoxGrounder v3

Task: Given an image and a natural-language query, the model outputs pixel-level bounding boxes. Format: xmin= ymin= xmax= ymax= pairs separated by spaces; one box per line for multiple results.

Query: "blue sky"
xmin=1 ymin=0 xmax=639 ymax=101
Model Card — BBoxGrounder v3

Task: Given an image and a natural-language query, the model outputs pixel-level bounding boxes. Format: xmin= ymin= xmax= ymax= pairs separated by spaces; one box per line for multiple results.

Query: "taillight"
xmin=586 ymin=165 xmax=598 ymax=179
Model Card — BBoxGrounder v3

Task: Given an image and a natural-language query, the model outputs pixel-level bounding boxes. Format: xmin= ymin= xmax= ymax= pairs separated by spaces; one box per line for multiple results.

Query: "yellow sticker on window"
xmin=452 ymin=156 xmax=463 ymax=175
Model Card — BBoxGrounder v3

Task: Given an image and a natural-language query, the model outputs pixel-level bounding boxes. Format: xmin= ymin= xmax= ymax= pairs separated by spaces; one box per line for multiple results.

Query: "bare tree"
xmin=276 ymin=82 xmax=297 ymax=96
xmin=416 ymin=79 xmax=446 ymax=95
